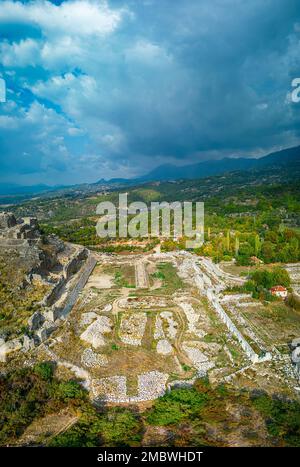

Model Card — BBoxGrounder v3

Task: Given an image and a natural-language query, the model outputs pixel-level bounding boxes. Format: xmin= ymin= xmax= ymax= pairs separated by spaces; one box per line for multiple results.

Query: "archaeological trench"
xmin=0 ymin=212 xmax=300 ymax=404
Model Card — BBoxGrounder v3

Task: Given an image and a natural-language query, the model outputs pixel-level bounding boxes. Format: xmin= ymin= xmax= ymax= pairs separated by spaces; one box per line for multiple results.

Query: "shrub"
xmin=252 ymin=394 xmax=300 ymax=446
xmin=55 ymin=381 xmax=87 ymax=402
xmin=250 ymin=268 xmax=290 ymax=289
xmin=91 ymin=408 xmax=142 ymax=446
xmin=146 ymin=387 xmax=208 ymax=426
xmin=33 ymin=362 xmax=53 ymax=381
xmin=49 ymin=423 xmax=98 ymax=447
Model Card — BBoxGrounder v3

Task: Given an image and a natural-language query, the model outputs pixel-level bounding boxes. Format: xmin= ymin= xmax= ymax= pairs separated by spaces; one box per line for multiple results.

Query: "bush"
xmin=236 ymin=255 xmax=252 ymax=266
xmin=55 ymin=381 xmax=87 ymax=402
xmin=146 ymin=387 xmax=208 ymax=426
xmin=51 ymin=407 xmax=142 ymax=447
xmin=49 ymin=423 xmax=98 ymax=447
xmin=252 ymin=394 xmax=300 ymax=446
xmin=250 ymin=267 xmax=290 ymax=289
xmin=91 ymin=408 xmax=142 ymax=446
xmin=222 ymin=255 xmax=233 ymax=262
xmin=0 ymin=367 xmax=52 ymax=445
xmin=286 ymin=293 xmax=300 ymax=311
xmin=33 ymin=362 xmax=53 ymax=381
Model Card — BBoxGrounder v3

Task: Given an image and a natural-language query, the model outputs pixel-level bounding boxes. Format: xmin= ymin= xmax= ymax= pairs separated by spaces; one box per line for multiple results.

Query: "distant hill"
xmin=1 ymin=145 xmax=300 ymax=201
xmin=137 ymin=145 xmax=300 ymax=182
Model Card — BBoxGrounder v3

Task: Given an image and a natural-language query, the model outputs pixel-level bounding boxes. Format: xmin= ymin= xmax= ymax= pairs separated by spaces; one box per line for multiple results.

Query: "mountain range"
xmin=1 ymin=145 xmax=299 ymax=198
xmin=135 ymin=145 xmax=300 ymax=182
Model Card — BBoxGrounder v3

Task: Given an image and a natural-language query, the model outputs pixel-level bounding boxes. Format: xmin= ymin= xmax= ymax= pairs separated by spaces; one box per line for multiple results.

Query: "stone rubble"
xmin=80 ymin=312 xmax=99 ymax=328
xmin=154 ymin=315 xmax=165 ymax=340
xmin=91 ymin=371 xmax=169 ymax=403
xmin=177 ymin=302 xmax=206 ymax=338
xmin=80 ymin=315 xmax=112 ymax=349
xmin=91 ymin=375 xmax=127 ymax=401
xmin=156 ymin=339 xmax=173 ymax=355
xmin=81 ymin=348 xmax=108 ymax=368
xmin=182 ymin=341 xmax=215 ymax=377
xmin=119 ymin=312 xmax=147 ymax=346
xmin=160 ymin=311 xmax=178 ymax=339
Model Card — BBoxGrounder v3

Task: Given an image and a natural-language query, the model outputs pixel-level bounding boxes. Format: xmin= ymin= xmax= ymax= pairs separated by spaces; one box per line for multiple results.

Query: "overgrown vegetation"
xmin=252 ymin=392 xmax=300 ymax=446
xmin=0 ymin=253 xmax=49 ymax=339
xmin=0 ymin=362 xmax=87 ymax=445
xmin=49 ymin=407 xmax=143 ymax=447
xmin=11 ymin=169 xmax=300 ymax=265
xmin=146 ymin=386 xmax=208 ymax=426
xmin=1 ymin=365 xmax=300 ymax=447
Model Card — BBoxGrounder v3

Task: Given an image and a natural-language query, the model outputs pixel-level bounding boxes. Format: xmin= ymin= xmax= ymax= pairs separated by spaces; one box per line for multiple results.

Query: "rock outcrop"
xmin=0 ymin=211 xmax=97 ymax=360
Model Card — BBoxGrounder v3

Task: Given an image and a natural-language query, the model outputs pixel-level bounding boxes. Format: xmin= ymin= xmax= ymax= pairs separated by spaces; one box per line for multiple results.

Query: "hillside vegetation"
xmin=13 ymin=170 xmax=299 ymax=263
xmin=1 ymin=364 xmax=299 ymax=447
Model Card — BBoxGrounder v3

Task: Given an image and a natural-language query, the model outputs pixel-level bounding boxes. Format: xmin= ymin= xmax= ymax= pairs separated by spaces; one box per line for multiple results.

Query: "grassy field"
xmin=136 ymin=262 xmax=185 ymax=297
xmin=240 ymin=301 xmax=300 ymax=346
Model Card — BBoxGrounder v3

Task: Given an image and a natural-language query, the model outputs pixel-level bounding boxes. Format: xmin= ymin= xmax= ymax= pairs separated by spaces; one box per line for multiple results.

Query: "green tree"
xmin=91 ymin=408 xmax=142 ymax=446
xmin=254 ymin=234 xmax=261 ymax=256
xmin=261 ymin=241 xmax=276 ymax=263
xmin=146 ymin=387 xmax=208 ymax=426
xmin=235 ymin=236 xmax=240 ymax=257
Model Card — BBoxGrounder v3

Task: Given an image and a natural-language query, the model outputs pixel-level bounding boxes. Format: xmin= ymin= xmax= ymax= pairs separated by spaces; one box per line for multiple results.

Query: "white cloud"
xmin=68 ymin=127 xmax=85 ymax=136
xmin=0 ymin=0 xmax=127 ymax=70
xmin=125 ymin=40 xmax=172 ymax=65
xmin=1 ymin=0 xmax=300 ymax=184
xmin=256 ymin=103 xmax=268 ymax=110
xmin=0 ymin=0 xmax=125 ymax=38
xmin=0 ymin=38 xmax=40 ymax=67
xmin=29 ymin=72 xmax=97 ymax=100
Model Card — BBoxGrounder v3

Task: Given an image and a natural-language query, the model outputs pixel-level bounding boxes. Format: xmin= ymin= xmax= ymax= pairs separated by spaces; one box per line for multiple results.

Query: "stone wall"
xmin=40 ymin=247 xmax=88 ymax=307
xmin=193 ymin=261 xmax=272 ymax=364
xmin=0 ymin=212 xmax=17 ymax=229
xmin=58 ymin=254 xmax=97 ymax=320
xmin=41 ymin=276 xmax=65 ymax=307
xmin=63 ymin=247 xmax=88 ymax=280
xmin=0 ymin=213 xmax=39 ymax=240
xmin=206 ymin=288 xmax=257 ymax=361
xmin=35 ymin=253 xmax=97 ymax=342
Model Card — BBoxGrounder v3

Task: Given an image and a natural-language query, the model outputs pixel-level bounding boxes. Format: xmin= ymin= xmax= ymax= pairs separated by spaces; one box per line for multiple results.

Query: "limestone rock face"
xmin=28 ymin=311 xmax=45 ymax=331
xmin=22 ymin=335 xmax=35 ymax=352
xmin=0 ymin=212 xmax=17 ymax=229
xmin=292 ymin=346 xmax=300 ymax=364
xmin=291 ymin=337 xmax=300 ymax=350
xmin=0 ymin=338 xmax=22 ymax=362
xmin=35 ymin=321 xmax=57 ymax=343
xmin=63 ymin=247 xmax=88 ymax=280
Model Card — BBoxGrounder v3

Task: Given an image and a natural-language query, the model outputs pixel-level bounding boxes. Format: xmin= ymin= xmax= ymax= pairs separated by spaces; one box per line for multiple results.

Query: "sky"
xmin=0 ymin=0 xmax=300 ymax=186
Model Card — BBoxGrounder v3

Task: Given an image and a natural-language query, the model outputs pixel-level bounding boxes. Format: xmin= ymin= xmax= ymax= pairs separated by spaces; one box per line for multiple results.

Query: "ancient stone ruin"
xmin=0 ymin=212 xmax=39 ymax=240
xmin=0 ymin=211 xmax=96 ymax=362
